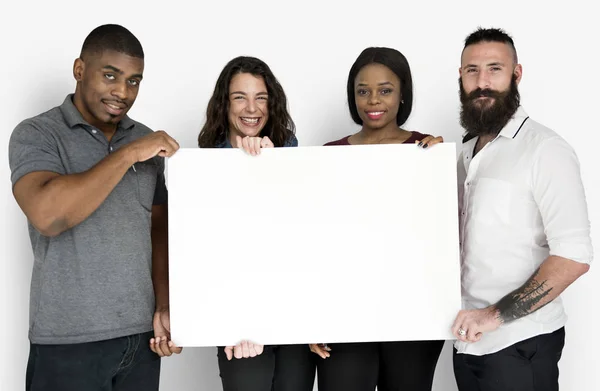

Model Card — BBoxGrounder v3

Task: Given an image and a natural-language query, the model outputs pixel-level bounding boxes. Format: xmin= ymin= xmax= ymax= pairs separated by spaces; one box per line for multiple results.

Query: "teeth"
xmin=241 ymin=117 xmax=259 ymax=124
xmin=369 ymin=111 xmax=384 ymax=115
xmin=106 ymin=103 xmax=121 ymax=110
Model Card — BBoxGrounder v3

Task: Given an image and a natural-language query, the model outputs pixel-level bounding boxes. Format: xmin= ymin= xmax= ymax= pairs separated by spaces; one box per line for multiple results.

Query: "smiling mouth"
xmin=241 ymin=117 xmax=260 ymax=125
xmin=366 ymin=111 xmax=385 ymax=119
xmin=473 ymin=96 xmax=495 ymax=104
xmin=103 ymin=100 xmax=127 ymax=115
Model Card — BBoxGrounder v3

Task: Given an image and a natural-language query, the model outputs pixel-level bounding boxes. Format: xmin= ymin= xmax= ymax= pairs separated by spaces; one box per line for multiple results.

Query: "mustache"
xmin=465 ymin=88 xmax=503 ymax=100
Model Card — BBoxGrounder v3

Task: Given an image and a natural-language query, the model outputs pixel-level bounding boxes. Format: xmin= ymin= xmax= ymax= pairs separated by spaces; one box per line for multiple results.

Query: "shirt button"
xmin=110 ymin=147 xmax=114 ymax=151
xmin=92 ymin=129 xmax=97 ymax=134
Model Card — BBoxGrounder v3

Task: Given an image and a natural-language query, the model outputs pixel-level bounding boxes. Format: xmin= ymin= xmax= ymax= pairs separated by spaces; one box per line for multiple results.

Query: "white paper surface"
xmin=167 ymin=143 xmax=461 ymax=347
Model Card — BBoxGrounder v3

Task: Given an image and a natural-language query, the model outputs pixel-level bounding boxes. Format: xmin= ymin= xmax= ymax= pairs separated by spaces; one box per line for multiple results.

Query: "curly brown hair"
xmin=198 ymin=56 xmax=295 ymax=148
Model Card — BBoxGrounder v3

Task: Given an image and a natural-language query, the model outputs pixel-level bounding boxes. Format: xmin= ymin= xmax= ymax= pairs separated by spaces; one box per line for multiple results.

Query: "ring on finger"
xmin=458 ymin=328 xmax=467 ymax=336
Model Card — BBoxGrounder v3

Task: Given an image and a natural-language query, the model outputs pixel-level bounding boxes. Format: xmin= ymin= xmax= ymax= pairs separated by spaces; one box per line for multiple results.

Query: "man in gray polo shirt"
xmin=9 ymin=24 xmax=181 ymax=391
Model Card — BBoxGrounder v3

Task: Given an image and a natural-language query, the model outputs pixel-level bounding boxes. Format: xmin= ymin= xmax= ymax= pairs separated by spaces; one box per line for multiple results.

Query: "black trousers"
xmin=26 ymin=331 xmax=160 ymax=391
xmin=453 ymin=327 xmax=565 ymax=391
xmin=217 ymin=344 xmax=316 ymax=391
xmin=316 ymin=340 xmax=444 ymax=391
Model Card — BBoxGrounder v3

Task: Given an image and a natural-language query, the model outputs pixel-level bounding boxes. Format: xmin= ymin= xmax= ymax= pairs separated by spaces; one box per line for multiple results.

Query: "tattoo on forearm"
xmin=494 ymin=268 xmax=554 ymax=323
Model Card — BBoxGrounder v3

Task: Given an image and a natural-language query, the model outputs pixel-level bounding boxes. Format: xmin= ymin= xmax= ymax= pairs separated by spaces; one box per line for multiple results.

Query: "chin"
xmin=364 ymin=121 xmax=385 ymax=130
xmin=475 ymin=97 xmax=495 ymax=106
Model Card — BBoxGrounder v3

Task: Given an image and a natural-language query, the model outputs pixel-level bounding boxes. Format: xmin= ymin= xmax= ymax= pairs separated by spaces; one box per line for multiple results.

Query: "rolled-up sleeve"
xmin=531 ymin=137 xmax=593 ymax=264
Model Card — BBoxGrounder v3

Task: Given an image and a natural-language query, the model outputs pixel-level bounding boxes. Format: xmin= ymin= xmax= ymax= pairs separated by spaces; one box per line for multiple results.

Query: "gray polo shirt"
xmin=9 ymin=95 xmax=167 ymax=344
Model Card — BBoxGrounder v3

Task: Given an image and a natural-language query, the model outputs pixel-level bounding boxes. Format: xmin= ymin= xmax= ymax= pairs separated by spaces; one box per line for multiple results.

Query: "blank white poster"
xmin=167 ymin=143 xmax=461 ymax=347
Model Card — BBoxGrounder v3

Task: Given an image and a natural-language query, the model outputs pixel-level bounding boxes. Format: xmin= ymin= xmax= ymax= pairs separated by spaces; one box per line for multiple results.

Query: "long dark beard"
xmin=459 ymin=75 xmax=520 ymax=137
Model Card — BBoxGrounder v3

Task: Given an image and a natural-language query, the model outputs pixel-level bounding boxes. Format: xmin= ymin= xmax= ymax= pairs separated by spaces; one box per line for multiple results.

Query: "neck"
xmin=474 ymin=134 xmax=497 ymax=156
xmin=356 ymin=123 xmax=409 ymax=144
xmin=72 ymin=90 xmax=118 ymax=139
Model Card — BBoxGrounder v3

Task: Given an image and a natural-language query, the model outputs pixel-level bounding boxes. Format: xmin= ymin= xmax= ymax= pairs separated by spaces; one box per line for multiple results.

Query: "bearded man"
xmin=450 ymin=27 xmax=592 ymax=391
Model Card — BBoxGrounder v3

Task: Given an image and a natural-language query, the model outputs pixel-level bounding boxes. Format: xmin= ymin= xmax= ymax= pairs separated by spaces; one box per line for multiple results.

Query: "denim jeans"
xmin=26 ymin=331 xmax=161 ymax=391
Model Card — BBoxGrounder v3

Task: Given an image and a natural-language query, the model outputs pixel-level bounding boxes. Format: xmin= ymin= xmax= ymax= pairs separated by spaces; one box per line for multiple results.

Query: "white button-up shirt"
xmin=454 ymin=106 xmax=593 ymax=356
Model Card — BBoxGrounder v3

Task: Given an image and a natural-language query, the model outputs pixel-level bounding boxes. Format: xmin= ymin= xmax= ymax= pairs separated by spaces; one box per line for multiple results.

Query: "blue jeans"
xmin=26 ymin=331 xmax=161 ymax=391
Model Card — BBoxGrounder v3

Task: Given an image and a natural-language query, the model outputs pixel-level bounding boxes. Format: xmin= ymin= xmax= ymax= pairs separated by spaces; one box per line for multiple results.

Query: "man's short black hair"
xmin=80 ymin=24 xmax=144 ymax=60
xmin=463 ymin=27 xmax=518 ymax=63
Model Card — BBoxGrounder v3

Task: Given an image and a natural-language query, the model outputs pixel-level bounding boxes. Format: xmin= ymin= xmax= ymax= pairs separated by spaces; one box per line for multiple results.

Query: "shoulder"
xmin=10 ymin=106 xmax=64 ymax=144
xmin=323 ymin=135 xmax=351 ymax=146
xmin=406 ymin=131 xmax=431 ymax=143
xmin=283 ymin=133 xmax=299 ymax=147
xmin=521 ymin=118 xmax=576 ymax=157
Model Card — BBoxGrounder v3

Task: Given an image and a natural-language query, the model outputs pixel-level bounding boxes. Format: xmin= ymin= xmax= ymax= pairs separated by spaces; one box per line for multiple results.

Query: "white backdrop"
xmin=1 ymin=1 xmax=598 ymax=390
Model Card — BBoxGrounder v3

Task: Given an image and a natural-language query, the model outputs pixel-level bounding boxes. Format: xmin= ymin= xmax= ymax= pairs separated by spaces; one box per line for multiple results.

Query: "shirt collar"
xmin=59 ymin=94 xmax=135 ymax=131
xmin=497 ymin=106 xmax=529 ymax=139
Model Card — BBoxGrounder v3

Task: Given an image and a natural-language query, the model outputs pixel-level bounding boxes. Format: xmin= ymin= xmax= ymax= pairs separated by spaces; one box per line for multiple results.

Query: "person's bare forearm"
xmin=151 ymin=204 xmax=170 ymax=311
xmin=491 ymin=255 xmax=590 ymax=323
xmin=18 ymin=147 xmax=135 ymax=236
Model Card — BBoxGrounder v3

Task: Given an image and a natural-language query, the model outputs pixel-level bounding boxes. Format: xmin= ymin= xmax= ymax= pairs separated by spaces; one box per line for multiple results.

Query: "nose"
xmin=476 ymin=71 xmax=491 ymax=90
xmin=245 ymin=98 xmax=257 ymax=113
xmin=111 ymin=81 xmax=127 ymax=100
xmin=367 ymin=92 xmax=380 ymax=105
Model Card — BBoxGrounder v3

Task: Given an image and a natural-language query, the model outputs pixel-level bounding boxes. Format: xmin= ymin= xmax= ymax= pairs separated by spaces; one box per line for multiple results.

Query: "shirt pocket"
xmin=470 ymin=177 xmax=535 ymax=227
xmin=471 ymin=178 xmax=512 ymax=225
xmin=135 ymin=159 xmax=158 ymax=212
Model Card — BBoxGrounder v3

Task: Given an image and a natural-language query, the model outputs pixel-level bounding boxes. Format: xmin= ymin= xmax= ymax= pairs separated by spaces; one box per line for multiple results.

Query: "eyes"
xmin=103 ymin=73 xmax=141 ymax=87
xmin=356 ymin=88 xmax=394 ymax=97
xmin=232 ymin=95 xmax=268 ymax=102
xmin=465 ymin=66 xmax=502 ymax=74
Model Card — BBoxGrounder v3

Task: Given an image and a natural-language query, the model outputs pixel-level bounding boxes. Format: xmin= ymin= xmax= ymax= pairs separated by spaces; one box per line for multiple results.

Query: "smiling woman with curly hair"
xmin=198 ymin=56 xmax=297 ymax=151
xmin=197 ymin=55 xmax=314 ymax=391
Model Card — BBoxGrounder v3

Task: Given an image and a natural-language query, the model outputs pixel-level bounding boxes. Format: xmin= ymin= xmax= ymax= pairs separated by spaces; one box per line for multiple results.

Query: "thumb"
xmin=235 ymin=135 xmax=243 ymax=149
xmin=153 ymin=318 xmax=167 ymax=337
xmin=255 ymin=344 xmax=264 ymax=355
xmin=161 ymin=312 xmax=171 ymax=333
xmin=261 ymin=136 xmax=274 ymax=148
xmin=225 ymin=346 xmax=233 ymax=361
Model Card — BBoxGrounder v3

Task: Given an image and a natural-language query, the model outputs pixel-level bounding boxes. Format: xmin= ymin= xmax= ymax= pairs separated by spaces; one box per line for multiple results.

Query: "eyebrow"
xmin=229 ymin=91 xmax=269 ymax=95
xmin=357 ymin=81 xmax=395 ymax=87
xmin=464 ymin=62 xmax=505 ymax=68
xmin=102 ymin=65 xmax=143 ymax=80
